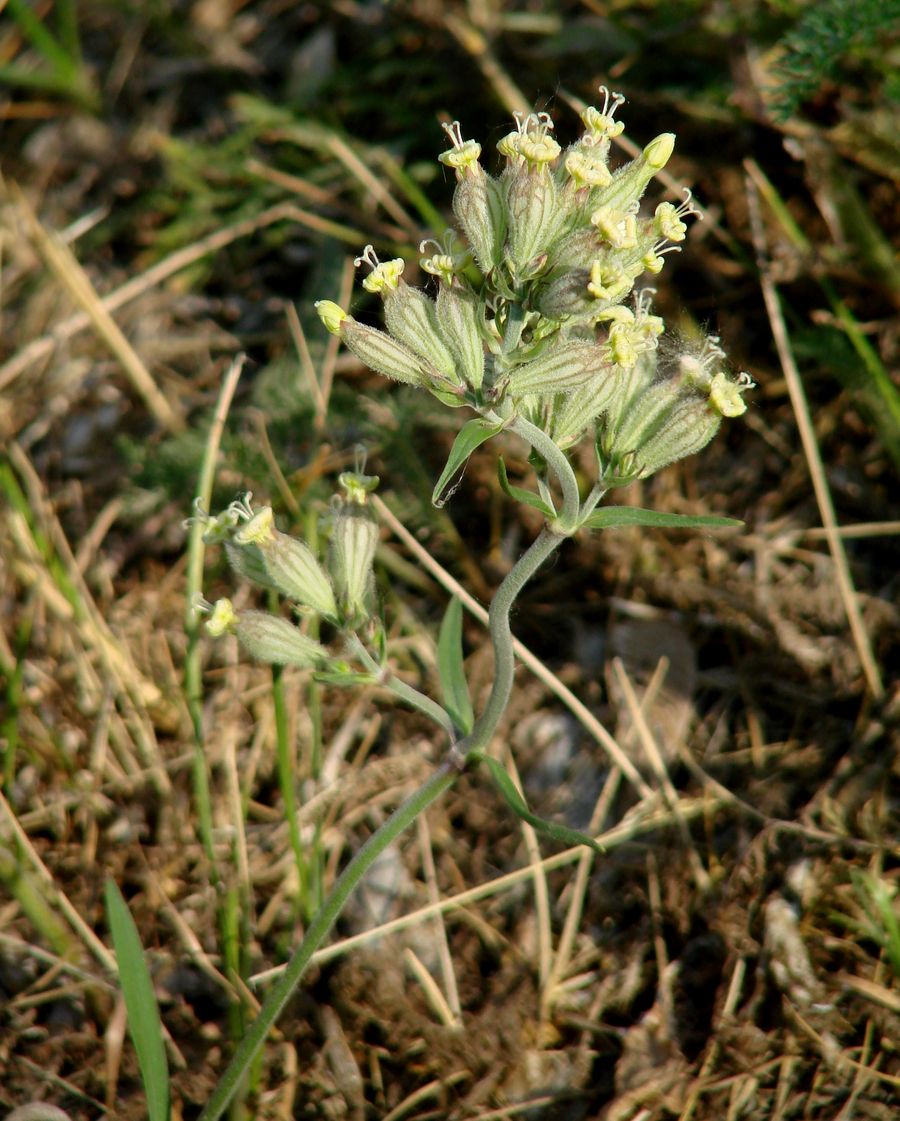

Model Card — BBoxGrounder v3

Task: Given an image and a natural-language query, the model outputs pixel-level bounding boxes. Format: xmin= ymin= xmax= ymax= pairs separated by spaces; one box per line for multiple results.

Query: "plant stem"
xmin=507 ymin=415 xmax=581 ymax=530
xmin=348 ymin=636 xmax=456 ymax=739
xmin=197 ymin=761 xmax=458 ymax=1121
xmin=272 ymin=666 xmax=308 ymax=920
xmin=579 ymin=482 xmax=608 ymax=523
xmin=462 ymin=526 xmax=565 ymax=754
xmin=186 ymin=358 xmax=244 ymax=873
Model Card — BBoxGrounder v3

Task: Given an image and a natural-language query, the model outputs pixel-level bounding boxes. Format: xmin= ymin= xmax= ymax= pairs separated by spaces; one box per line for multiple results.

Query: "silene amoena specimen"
xmin=191 ymin=88 xmax=753 ymax=1121
xmin=193 ymin=83 xmax=754 ymax=820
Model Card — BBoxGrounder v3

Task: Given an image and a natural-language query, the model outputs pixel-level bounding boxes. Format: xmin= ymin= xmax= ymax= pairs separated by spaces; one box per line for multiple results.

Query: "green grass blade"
xmin=55 ymin=0 xmax=85 ymax=67
xmin=4 ymin=0 xmax=78 ymax=80
xmin=104 ymin=880 xmax=170 ymax=1121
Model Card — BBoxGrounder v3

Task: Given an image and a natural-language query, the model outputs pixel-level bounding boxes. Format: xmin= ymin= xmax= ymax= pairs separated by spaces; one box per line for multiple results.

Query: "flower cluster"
xmin=317 ymin=88 xmax=751 ymax=485
xmin=189 ymin=460 xmax=381 ymax=667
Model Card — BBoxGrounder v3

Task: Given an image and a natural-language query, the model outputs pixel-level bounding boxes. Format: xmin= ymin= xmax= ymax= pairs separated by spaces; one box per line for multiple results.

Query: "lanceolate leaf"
xmin=470 ymin=752 xmax=604 ymax=854
xmin=105 ymin=880 xmax=170 ymax=1121
xmin=497 ymin=457 xmax=556 ymax=518
xmin=437 ymin=597 xmax=474 ymax=734
xmin=432 ymin=419 xmax=504 ymax=508
xmin=582 ymin=506 xmax=743 ymax=531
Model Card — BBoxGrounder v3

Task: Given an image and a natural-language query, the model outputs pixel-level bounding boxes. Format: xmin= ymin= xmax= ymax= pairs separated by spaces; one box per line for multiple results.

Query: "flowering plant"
xmin=194 ymin=89 xmax=751 ymax=1121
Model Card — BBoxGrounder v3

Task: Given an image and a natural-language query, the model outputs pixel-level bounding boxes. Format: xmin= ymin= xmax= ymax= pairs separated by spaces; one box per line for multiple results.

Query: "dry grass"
xmin=1 ymin=3 xmax=898 ymax=1120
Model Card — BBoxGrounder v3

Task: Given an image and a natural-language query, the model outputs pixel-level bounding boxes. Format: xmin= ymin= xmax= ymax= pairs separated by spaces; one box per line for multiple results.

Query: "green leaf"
xmin=470 ymin=752 xmax=604 ymax=854
xmin=497 ymin=457 xmax=556 ymax=518
xmin=105 ymin=880 xmax=170 ymax=1121
xmin=582 ymin=506 xmax=743 ymax=531
xmin=437 ymin=597 xmax=474 ymax=734
xmin=432 ymin=419 xmax=503 ymax=508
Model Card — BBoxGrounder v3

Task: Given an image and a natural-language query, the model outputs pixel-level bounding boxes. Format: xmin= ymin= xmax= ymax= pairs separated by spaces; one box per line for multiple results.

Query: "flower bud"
xmin=340 ymin=320 xmax=433 ymax=386
xmin=232 ymin=505 xmax=338 ymax=619
xmin=504 ymin=341 xmax=613 ymax=398
xmin=262 ymin=534 xmax=338 ymax=620
xmin=439 ymin=122 xmax=506 ymax=275
xmin=644 ymin=133 xmax=675 ymax=170
xmin=602 ymin=350 xmax=660 ymax=439
xmin=454 ymin=172 xmax=506 ymax=275
xmin=589 ymin=133 xmax=675 ymax=216
xmin=548 ymin=370 xmax=619 ymax=448
xmin=505 ymin=169 xmax=561 ymax=278
xmin=533 ymin=268 xmax=594 ymax=318
xmin=329 ymin=502 xmax=379 ymax=626
xmin=383 ymin=283 xmax=459 ymax=384
xmin=435 ymin=284 xmax=485 ymax=390
xmin=633 ymin=396 xmax=722 ymax=477
xmin=224 ymin=540 xmax=279 ymax=591
xmin=234 ymin=611 xmax=329 ymax=668
xmin=315 ymin=300 xmax=348 ymax=336
xmin=606 ymin=378 xmax=681 ymax=458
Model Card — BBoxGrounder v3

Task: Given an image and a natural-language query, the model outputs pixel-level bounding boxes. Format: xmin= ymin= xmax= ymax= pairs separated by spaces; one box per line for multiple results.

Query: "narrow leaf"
xmin=471 ymin=752 xmax=604 ymax=854
xmin=437 ymin=597 xmax=474 ymax=734
xmin=583 ymin=506 xmax=743 ymax=531
xmin=105 ymin=880 xmax=170 ymax=1121
xmin=497 ymin=457 xmax=556 ymax=518
xmin=432 ymin=419 xmax=503 ymax=508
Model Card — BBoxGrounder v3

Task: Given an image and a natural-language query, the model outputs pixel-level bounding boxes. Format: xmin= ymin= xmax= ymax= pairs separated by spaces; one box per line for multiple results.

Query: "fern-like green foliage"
xmin=771 ymin=0 xmax=900 ymax=120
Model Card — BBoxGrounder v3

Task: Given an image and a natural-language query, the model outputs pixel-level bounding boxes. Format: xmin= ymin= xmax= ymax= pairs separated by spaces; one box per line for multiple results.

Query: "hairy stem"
xmin=348 ymin=634 xmax=456 ymax=739
xmin=579 ymin=481 xmax=608 ymax=523
xmin=507 ymin=415 xmax=581 ymax=530
xmin=461 ymin=525 xmax=565 ymax=754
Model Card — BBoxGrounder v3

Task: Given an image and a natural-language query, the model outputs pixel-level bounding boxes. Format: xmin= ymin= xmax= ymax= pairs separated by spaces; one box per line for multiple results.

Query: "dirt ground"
xmin=0 ymin=3 xmax=898 ymax=1119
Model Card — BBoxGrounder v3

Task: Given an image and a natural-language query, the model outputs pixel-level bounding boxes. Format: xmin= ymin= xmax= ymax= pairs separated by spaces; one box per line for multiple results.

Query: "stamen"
xmin=354 ymin=244 xmax=380 ymax=272
xmin=226 ymin=492 xmax=255 ymax=522
xmin=597 ymin=85 xmax=626 ymax=118
xmin=441 ymin=120 xmax=465 ymax=149
xmin=191 ymin=593 xmax=215 ymax=616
